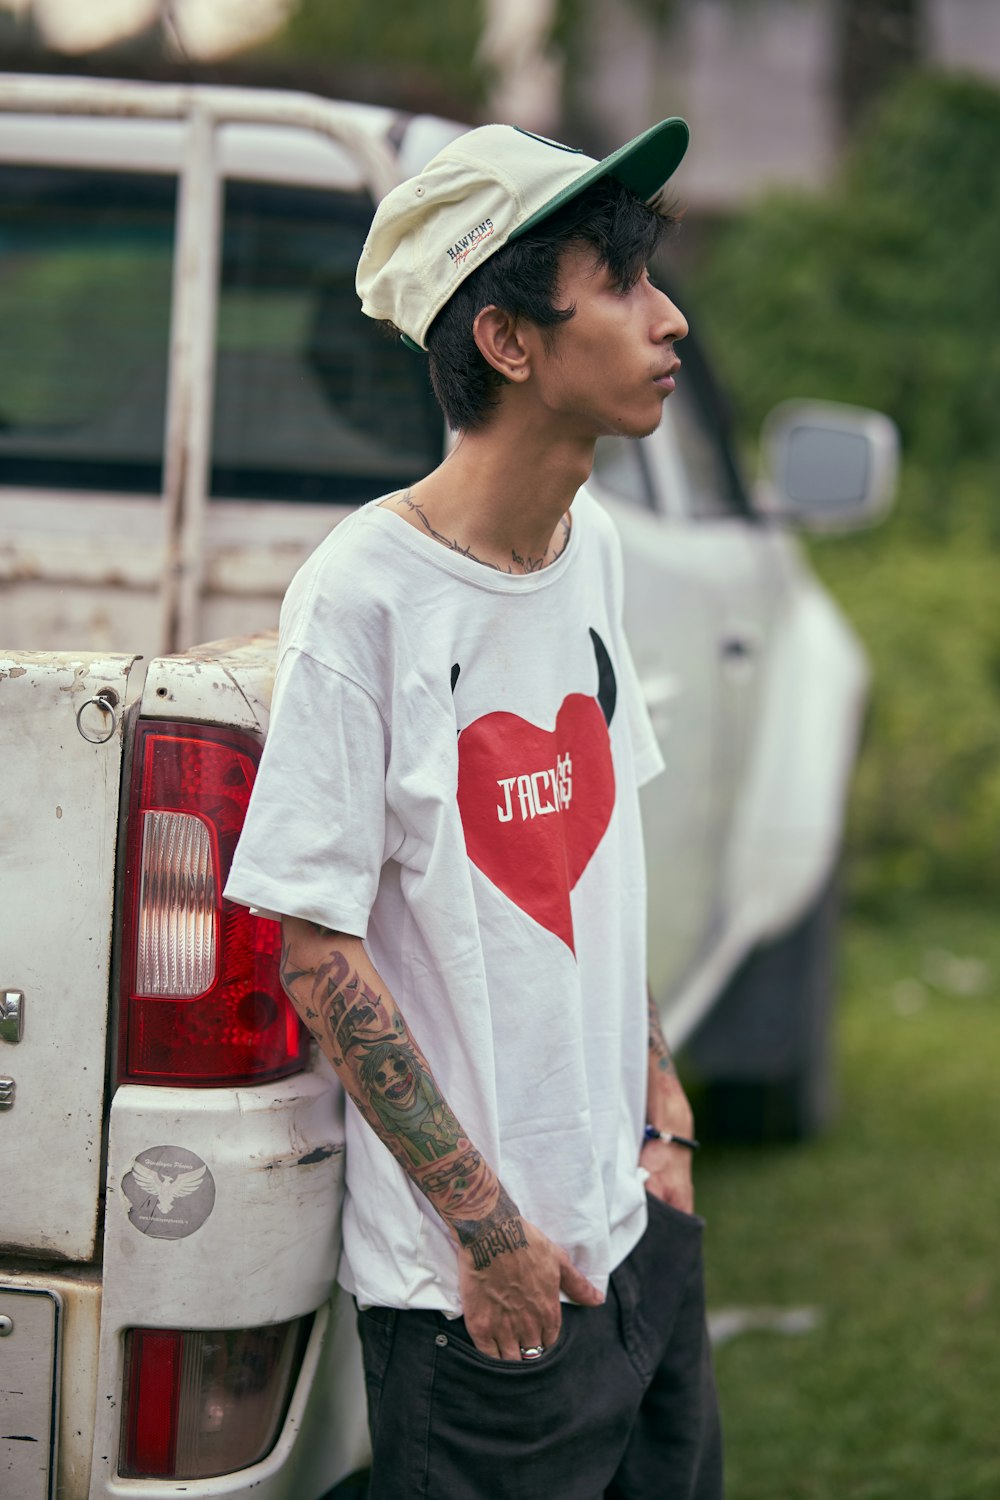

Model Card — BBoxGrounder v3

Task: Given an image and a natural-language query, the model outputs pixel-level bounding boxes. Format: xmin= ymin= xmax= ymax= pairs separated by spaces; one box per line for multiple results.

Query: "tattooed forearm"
xmin=647 ymin=987 xmax=678 ymax=1077
xmin=280 ymin=919 xmax=530 ymax=1268
xmin=279 ymin=918 xmax=524 ymax=1260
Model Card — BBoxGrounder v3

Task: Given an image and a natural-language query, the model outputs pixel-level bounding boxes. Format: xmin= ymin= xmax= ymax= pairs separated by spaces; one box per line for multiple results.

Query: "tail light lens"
xmin=119 ymin=721 xmax=308 ymax=1086
xmin=120 ymin=1317 xmax=311 ymax=1479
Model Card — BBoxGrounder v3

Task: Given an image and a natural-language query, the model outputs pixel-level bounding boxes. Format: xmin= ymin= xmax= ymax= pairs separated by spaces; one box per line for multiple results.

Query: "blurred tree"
xmin=268 ymin=0 xmax=489 ymax=111
xmin=836 ymin=0 xmax=926 ymax=133
xmin=691 ymin=70 xmax=1000 ymax=500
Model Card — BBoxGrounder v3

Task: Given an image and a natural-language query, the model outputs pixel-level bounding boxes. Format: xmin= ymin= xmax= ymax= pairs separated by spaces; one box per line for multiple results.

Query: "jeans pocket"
xmin=436 ymin=1310 xmax=571 ymax=1373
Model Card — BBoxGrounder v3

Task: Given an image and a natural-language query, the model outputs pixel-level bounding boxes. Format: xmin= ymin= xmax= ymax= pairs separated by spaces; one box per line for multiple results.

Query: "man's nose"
xmin=654 ymin=288 xmax=688 ymax=343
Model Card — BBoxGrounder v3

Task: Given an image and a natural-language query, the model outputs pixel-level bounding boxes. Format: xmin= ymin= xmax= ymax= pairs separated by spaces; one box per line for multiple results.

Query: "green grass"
xmin=696 ymin=901 xmax=1000 ymax=1499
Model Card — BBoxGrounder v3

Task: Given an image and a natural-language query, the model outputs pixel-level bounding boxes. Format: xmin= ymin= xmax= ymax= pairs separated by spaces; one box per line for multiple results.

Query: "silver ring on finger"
xmin=519 ymin=1344 xmax=545 ymax=1360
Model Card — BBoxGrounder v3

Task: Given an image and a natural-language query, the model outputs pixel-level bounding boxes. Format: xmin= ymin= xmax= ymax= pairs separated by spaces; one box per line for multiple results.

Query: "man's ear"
xmin=472 ymin=304 xmax=531 ymax=383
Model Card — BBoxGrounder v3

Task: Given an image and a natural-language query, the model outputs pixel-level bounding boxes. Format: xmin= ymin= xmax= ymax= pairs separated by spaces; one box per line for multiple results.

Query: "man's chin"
xmin=613 ymin=412 xmax=663 ymax=441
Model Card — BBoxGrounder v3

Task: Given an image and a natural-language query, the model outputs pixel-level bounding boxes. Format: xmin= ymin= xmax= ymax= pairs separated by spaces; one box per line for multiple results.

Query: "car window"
xmin=211 ymin=180 xmax=443 ymax=503
xmin=0 ymin=165 xmax=175 ymax=494
xmin=591 ymin=434 xmax=655 ymax=510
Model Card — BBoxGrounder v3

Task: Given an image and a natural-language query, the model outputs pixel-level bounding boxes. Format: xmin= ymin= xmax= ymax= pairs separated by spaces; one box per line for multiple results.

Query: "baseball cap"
xmin=356 ymin=118 xmax=689 ymax=352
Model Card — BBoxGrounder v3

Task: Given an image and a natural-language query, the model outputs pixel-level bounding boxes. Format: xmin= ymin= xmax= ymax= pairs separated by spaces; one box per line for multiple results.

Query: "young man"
xmin=226 ymin=120 xmax=722 ymax=1499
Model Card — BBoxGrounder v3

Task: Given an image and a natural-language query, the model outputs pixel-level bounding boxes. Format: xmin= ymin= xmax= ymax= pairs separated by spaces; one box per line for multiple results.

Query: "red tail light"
xmin=119 ymin=721 xmax=307 ymax=1086
xmin=121 ymin=1318 xmax=310 ymax=1479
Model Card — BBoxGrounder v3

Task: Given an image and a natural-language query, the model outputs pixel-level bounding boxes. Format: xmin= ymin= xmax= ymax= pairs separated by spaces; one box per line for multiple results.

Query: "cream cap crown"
xmin=356 ymin=118 xmax=689 ymax=352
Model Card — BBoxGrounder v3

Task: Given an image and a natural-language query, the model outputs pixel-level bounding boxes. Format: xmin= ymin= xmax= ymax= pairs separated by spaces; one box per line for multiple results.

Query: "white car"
xmin=0 ymin=76 xmax=897 ymax=1500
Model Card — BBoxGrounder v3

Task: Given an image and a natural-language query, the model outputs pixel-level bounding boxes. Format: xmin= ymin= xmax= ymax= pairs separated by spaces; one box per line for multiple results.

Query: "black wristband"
xmin=644 ymin=1123 xmax=700 ymax=1151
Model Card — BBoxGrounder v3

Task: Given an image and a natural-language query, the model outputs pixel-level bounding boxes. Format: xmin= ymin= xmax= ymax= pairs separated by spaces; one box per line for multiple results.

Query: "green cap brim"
xmin=511 ymin=116 xmax=689 ymax=242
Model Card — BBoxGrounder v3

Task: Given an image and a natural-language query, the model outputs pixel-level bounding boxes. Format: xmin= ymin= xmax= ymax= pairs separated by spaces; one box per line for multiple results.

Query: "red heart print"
xmin=456 ymin=693 xmax=615 ymax=953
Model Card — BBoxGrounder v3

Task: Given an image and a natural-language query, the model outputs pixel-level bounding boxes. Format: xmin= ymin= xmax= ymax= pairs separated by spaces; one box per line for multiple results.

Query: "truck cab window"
xmin=0 ymin=166 xmax=175 ymax=494
xmin=211 ymin=180 xmax=443 ymax=503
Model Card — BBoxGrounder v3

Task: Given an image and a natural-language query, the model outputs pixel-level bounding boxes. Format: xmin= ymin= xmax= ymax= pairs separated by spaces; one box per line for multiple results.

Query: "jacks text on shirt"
xmin=496 ymin=753 xmax=573 ymax=823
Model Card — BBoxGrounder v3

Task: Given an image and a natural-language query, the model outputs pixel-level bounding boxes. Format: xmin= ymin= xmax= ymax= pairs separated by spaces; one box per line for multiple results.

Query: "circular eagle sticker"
xmin=122 ymin=1145 xmax=216 ymax=1240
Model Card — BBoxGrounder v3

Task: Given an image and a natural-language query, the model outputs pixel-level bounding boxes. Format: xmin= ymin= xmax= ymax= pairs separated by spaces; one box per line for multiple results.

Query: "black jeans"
xmin=356 ymin=1193 xmax=723 ymax=1499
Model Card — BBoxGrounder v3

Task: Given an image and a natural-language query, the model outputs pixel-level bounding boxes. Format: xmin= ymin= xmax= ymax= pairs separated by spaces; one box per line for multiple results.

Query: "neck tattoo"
xmin=388 ymin=490 xmax=571 ymax=574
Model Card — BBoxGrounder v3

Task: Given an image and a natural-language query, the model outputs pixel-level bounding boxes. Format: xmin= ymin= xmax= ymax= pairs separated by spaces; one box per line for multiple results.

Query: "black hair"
xmin=423 ymin=175 xmax=675 ymax=431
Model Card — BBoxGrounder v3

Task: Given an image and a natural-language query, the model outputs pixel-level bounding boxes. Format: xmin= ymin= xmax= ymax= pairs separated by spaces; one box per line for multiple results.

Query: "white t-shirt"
xmin=225 ymin=487 xmax=664 ymax=1314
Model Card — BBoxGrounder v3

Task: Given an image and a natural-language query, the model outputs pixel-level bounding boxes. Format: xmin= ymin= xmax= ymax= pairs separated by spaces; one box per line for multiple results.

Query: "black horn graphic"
xmin=590 ymin=629 xmax=616 ymax=726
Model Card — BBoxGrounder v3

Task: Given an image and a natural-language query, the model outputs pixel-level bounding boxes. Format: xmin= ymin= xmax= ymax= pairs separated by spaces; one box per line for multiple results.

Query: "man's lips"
xmin=654 ymin=360 xmax=680 ymax=393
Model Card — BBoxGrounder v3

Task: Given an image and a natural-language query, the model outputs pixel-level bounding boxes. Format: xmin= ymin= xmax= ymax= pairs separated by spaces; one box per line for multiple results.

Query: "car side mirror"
xmin=756 ymin=400 xmax=900 ymax=532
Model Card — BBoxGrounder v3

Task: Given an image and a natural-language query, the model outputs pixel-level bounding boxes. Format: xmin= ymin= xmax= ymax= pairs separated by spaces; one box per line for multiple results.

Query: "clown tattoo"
xmin=279 ymin=935 xmax=466 ymax=1171
xmin=358 ymin=1040 xmax=463 ymax=1166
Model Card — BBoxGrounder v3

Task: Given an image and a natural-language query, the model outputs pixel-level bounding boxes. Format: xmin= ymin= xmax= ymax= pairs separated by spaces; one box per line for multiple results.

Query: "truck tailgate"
xmin=0 ymin=651 xmax=139 ymax=1259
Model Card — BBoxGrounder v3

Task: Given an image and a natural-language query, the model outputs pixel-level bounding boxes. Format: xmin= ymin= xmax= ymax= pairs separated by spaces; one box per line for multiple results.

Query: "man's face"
xmin=371 ymin=1048 xmax=417 ymax=1108
xmin=527 ymin=244 xmax=688 ymax=441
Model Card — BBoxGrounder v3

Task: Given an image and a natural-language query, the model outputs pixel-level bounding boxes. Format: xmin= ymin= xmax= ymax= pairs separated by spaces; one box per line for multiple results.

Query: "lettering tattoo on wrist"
xmin=467 ymin=1219 xmax=529 ymax=1272
xmin=452 ymin=1184 xmax=528 ymax=1269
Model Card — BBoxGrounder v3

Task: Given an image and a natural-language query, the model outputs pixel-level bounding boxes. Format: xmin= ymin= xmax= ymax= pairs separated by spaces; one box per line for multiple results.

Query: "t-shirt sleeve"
xmin=224 ymin=648 xmax=389 ymax=937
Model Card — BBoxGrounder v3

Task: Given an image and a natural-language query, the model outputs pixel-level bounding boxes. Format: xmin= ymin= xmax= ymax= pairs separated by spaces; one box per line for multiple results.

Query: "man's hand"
xmin=640 ymin=1133 xmax=695 ymax=1214
xmin=457 ymin=1215 xmax=603 ymax=1360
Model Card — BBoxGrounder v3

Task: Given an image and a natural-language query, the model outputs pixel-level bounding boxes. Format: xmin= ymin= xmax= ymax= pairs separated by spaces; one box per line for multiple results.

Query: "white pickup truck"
xmin=0 ymin=75 xmax=897 ymax=1500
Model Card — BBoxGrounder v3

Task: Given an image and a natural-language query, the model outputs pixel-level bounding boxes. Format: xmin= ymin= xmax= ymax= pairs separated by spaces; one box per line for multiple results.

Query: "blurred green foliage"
xmin=692 ymin=71 xmax=1000 ymax=514
xmin=688 ymin=72 xmax=1000 ymax=909
xmin=269 ymin=0 xmax=488 ymax=108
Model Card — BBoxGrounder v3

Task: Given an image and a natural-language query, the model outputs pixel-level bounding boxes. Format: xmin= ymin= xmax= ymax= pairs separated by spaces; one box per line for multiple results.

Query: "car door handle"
xmin=720 ymin=634 xmax=758 ymax=662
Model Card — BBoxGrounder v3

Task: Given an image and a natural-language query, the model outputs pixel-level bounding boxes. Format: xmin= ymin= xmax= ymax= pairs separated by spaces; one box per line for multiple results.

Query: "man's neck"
xmin=388 ymin=407 xmax=595 ymax=574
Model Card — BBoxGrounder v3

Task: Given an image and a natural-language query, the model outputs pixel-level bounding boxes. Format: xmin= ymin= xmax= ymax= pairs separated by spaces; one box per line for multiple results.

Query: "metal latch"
xmin=1 ymin=990 xmax=23 ymax=1044
xmin=76 ymin=689 xmax=120 ymax=744
xmin=0 ymin=1078 xmax=14 ymax=1111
